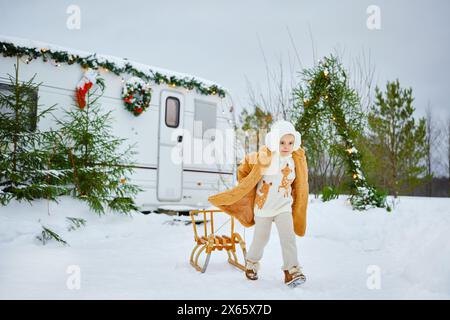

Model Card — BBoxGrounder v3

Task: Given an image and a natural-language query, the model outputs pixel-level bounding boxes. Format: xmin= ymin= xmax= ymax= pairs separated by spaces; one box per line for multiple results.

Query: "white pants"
xmin=246 ymin=211 xmax=300 ymax=271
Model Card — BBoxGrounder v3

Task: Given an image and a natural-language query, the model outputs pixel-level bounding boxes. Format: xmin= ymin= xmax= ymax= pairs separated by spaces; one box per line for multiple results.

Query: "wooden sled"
xmin=189 ymin=209 xmax=247 ymax=273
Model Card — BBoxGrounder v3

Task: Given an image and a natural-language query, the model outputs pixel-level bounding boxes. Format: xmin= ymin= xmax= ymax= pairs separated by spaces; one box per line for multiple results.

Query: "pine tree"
xmin=51 ymin=76 xmax=141 ymax=214
xmin=368 ymin=79 xmax=427 ymax=197
xmin=0 ymin=57 xmax=66 ymax=205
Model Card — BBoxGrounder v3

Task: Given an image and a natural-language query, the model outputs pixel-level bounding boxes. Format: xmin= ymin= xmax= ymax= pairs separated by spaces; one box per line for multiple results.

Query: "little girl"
xmin=208 ymin=120 xmax=309 ymax=288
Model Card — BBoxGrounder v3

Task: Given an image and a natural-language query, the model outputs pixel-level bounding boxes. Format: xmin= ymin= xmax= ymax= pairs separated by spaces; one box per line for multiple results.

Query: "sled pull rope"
xmin=213 ymin=217 xmax=231 ymax=235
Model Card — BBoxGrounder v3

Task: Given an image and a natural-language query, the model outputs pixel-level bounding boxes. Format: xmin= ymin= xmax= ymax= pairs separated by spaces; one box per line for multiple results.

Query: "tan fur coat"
xmin=208 ymin=146 xmax=309 ymax=237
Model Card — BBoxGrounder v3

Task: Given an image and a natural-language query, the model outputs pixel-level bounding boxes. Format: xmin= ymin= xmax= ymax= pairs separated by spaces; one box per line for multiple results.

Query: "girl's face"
xmin=279 ymin=134 xmax=295 ymax=156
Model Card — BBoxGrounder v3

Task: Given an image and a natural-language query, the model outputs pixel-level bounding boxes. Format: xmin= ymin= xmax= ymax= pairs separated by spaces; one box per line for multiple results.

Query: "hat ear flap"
xmin=265 ymin=131 xmax=278 ymax=152
xmin=293 ymin=132 xmax=301 ymax=151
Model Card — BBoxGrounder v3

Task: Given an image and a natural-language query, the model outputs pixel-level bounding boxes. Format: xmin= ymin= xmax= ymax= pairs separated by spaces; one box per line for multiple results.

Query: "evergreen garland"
xmin=0 ymin=40 xmax=226 ymax=98
xmin=293 ymin=55 xmax=388 ymax=211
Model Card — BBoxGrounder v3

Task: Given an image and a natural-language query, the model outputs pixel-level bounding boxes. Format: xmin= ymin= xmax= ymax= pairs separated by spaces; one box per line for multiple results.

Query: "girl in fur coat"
xmin=208 ymin=120 xmax=309 ymax=287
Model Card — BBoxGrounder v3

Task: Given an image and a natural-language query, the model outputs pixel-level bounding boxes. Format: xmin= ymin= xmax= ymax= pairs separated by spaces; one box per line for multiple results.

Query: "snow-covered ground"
xmin=0 ymin=195 xmax=449 ymax=299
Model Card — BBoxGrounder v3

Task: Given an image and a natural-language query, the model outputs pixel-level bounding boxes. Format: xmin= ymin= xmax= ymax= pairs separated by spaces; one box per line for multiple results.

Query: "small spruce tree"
xmin=52 ymin=75 xmax=141 ymax=214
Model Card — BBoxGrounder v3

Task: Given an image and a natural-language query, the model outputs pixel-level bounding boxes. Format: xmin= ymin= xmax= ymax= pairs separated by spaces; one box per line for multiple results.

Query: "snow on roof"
xmin=0 ymin=34 xmax=229 ymax=93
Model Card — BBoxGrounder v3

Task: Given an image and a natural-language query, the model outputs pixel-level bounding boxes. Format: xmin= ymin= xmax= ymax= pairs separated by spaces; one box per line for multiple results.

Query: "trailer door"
xmin=157 ymin=90 xmax=184 ymax=201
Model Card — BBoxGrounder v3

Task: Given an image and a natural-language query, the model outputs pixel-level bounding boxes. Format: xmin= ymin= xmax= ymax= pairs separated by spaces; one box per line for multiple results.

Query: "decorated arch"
xmin=293 ymin=55 xmax=387 ymax=210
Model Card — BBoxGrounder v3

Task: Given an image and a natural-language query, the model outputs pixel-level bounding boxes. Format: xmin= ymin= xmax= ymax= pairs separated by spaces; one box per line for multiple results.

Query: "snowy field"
xmin=0 ymin=195 xmax=449 ymax=300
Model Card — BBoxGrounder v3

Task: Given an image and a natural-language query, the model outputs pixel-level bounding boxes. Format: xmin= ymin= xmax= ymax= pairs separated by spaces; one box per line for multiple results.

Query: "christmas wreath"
xmin=122 ymin=77 xmax=152 ymax=116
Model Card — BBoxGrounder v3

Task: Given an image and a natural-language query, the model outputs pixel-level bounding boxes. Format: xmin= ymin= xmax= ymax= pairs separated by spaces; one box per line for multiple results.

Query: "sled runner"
xmin=189 ymin=209 xmax=247 ymax=273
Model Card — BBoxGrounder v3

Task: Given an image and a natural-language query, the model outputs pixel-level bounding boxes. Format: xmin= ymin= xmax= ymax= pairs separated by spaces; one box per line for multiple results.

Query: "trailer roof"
xmin=0 ymin=34 xmax=229 ymax=94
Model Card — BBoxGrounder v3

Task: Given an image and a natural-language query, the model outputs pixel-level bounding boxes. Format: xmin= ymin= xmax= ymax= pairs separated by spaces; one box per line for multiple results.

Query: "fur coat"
xmin=208 ymin=145 xmax=309 ymax=237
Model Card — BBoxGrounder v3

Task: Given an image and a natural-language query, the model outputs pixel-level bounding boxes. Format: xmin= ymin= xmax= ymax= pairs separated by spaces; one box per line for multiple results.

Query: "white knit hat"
xmin=264 ymin=120 xmax=301 ymax=152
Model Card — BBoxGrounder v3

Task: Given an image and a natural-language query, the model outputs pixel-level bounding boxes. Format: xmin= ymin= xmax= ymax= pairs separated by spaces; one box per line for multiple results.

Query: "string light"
xmin=295 ymin=55 xmax=387 ymax=210
xmin=20 ymin=56 xmax=31 ymax=64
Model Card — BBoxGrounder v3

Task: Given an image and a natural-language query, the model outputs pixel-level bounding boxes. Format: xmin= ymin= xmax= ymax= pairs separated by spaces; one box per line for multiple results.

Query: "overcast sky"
xmin=1 ymin=0 xmax=449 ymax=121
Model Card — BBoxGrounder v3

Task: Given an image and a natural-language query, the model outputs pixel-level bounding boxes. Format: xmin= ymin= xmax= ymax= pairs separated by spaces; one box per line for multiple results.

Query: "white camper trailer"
xmin=0 ymin=35 xmax=237 ymax=214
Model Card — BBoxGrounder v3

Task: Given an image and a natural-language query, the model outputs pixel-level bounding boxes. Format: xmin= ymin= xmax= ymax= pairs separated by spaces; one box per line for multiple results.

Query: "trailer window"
xmin=0 ymin=82 xmax=38 ymax=131
xmin=165 ymin=96 xmax=180 ymax=128
xmin=194 ymin=100 xmax=216 ymax=139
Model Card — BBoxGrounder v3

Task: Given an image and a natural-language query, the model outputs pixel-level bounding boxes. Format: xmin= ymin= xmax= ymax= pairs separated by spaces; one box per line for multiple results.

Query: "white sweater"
xmin=253 ymin=152 xmax=296 ymax=217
